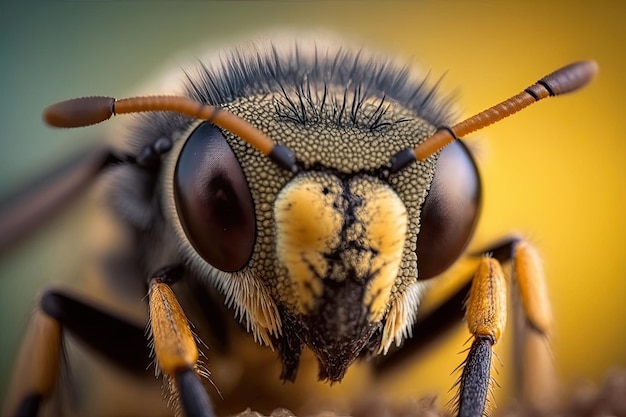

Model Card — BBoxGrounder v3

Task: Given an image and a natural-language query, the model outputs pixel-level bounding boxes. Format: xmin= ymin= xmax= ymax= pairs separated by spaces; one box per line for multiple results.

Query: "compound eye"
xmin=416 ymin=140 xmax=481 ymax=280
xmin=174 ymin=122 xmax=255 ymax=272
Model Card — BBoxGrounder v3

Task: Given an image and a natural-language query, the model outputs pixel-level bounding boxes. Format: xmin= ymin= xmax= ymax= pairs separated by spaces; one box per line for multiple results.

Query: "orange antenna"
xmin=390 ymin=60 xmax=598 ymax=173
xmin=43 ymin=96 xmax=297 ymax=172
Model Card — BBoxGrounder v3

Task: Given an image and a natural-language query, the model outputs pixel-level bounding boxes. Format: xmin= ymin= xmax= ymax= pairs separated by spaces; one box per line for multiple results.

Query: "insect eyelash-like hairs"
xmin=129 ymin=40 xmax=455 ymax=156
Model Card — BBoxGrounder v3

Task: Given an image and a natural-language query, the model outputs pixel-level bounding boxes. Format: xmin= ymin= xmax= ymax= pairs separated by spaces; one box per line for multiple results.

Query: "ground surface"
xmin=232 ymin=368 xmax=626 ymax=417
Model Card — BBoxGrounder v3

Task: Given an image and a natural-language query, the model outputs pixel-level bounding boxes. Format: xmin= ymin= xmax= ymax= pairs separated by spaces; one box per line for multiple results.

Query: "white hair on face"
xmin=380 ymin=280 xmax=430 ymax=354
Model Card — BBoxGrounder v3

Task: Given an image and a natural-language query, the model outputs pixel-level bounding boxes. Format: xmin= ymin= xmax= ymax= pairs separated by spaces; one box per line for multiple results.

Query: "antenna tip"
xmin=44 ymin=96 xmax=115 ymax=128
xmin=585 ymin=59 xmax=600 ymax=75
xmin=539 ymin=60 xmax=599 ymax=96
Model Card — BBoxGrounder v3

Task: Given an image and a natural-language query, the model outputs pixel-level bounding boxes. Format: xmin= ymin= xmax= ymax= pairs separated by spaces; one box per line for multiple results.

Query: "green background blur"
xmin=1 ymin=0 xmax=624 ymax=411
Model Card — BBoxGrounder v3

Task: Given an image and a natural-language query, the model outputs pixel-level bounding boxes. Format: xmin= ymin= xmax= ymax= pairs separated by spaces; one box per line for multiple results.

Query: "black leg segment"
xmin=457 ymin=336 xmax=493 ymax=417
xmin=41 ymin=289 xmax=151 ymax=373
xmin=175 ymin=369 xmax=216 ymax=417
xmin=14 ymin=393 xmax=43 ymax=417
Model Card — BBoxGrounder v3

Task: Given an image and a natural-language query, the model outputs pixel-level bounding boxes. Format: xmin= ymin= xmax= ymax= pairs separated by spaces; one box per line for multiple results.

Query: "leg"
xmin=2 ymin=309 xmax=62 ymax=417
xmin=456 ymin=256 xmax=506 ymax=417
xmin=375 ymin=236 xmax=554 ymax=415
xmin=458 ymin=237 xmax=554 ymax=416
xmin=148 ymin=266 xmax=215 ymax=417
xmin=5 ymin=272 xmax=218 ymax=417
xmin=510 ymin=240 xmax=556 ymax=410
xmin=2 ymin=288 xmax=151 ymax=417
xmin=41 ymin=289 xmax=152 ymax=373
xmin=374 ymin=239 xmax=521 ymax=374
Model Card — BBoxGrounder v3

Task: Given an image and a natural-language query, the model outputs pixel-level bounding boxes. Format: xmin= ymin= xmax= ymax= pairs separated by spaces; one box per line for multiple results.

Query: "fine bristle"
xmin=184 ymin=40 xmax=454 ymax=130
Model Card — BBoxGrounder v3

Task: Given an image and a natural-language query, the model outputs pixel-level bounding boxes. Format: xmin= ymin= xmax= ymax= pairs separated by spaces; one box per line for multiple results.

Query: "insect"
xmin=0 ymin=37 xmax=597 ymax=417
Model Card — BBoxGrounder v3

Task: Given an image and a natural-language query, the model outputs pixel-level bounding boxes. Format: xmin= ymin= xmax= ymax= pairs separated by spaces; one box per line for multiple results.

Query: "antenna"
xmin=390 ymin=60 xmax=598 ymax=173
xmin=43 ymin=96 xmax=297 ymax=172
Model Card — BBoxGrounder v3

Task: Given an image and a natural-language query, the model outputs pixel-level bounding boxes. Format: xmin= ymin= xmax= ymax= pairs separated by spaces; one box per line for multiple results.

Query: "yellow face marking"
xmin=274 ymin=174 xmax=343 ymax=313
xmin=275 ymin=172 xmax=407 ymax=322
xmin=352 ymin=179 xmax=408 ymax=323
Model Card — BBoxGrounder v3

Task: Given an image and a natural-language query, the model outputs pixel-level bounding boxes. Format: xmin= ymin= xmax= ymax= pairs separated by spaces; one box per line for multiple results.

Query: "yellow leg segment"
xmin=2 ymin=309 xmax=62 ymax=417
xmin=512 ymin=240 xmax=557 ymax=410
xmin=456 ymin=256 xmax=507 ymax=417
xmin=148 ymin=278 xmax=215 ymax=417
xmin=466 ymin=257 xmax=507 ymax=344
xmin=149 ymin=281 xmax=199 ymax=375
xmin=514 ymin=240 xmax=552 ymax=335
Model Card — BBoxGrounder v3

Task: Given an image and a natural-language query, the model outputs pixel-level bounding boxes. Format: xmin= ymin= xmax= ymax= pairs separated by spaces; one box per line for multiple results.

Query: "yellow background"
xmin=0 ymin=0 xmax=624 ymax=412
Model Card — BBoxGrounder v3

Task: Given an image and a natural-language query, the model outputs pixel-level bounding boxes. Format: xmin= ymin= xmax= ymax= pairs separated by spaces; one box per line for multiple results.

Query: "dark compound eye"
xmin=174 ymin=122 xmax=255 ymax=272
xmin=416 ymin=140 xmax=481 ymax=280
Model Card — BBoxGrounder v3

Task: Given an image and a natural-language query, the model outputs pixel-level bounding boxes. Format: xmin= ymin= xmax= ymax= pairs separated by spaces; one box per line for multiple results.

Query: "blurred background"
xmin=0 ymin=0 xmax=623 ymax=413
